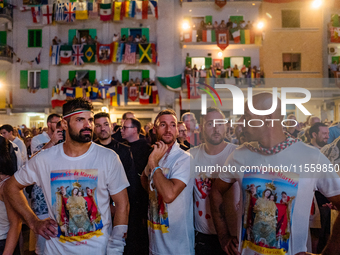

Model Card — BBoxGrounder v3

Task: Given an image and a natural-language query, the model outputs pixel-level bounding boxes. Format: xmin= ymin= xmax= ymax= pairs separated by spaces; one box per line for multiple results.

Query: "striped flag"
xmin=51 ymin=45 xmax=60 ymax=65
xmin=31 ymin=6 xmax=41 ymax=23
xmin=233 ymin=30 xmax=241 ymax=43
xmin=149 ymin=1 xmax=158 ymax=19
xmin=125 ymin=1 xmax=130 ymax=17
xmin=129 ymin=0 xmax=136 ymax=17
xmin=88 ymin=2 xmax=98 ymax=19
xmin=112 ymin=42 xmax=119 ymax=62
xmin=75 ymin=2 xmax=88 ymax=20
xmin=99 ymin=3 xmax=111 ymax=21
xmin=72 ymin=44 xmax=84 ymax=66
xmin=55 ymin=3 xmax=64 ymax=22
xmin=124 ymin=44 xmax=136 ymax=64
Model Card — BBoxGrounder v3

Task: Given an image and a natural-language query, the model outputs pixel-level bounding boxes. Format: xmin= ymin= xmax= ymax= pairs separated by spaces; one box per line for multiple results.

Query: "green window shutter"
xmin=205 ymin=57 xmax=212 ymax=68
xmin=69 ymin=70 xmax=76 ymax=82
xmin=230 ymin=16 xmax=244 ymax=23
xmin=205 ymin=16 xmax=212 ymax=25
xmin=89 ymin=29 xmax=97 ymax=40
xmin=20 ymin=70 xmax=28 ymax=89
xmin=68 ymin=29 xmax=77 ymax=45
xmin=141 ymin=28 xmax=149 ymax=42
xmin=40 ymin=70 xmax=48 ymax=89
xmin=186 ymin=57 xmax=192 ymax=67
xmin=244 ymin=57 xmax=251 ymax=67
xmin=224 ymin=57 xmax=231 ymax=69
xmin=121 ymin=28 xmax=129 ymax=39
xmin=89 ymin=70 xmax=96 ymax=83
xmin=332 ymin=56 xmax=340 ymax=64
xmin=0 ymin=31 xmax=7 ymax=45
xmin=36 ymin=30 xmax=42 ymax=47
xmin=122 ymin=70 xmax=129 ymax=83
xmin=28 ymin=30 xmax=35 ymax=47
xmin=142 ymin=70 xmax=150 ymax=80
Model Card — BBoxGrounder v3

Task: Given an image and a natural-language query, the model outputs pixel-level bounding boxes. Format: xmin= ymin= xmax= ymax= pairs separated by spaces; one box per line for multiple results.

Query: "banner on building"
xmin=215 ymin=0 xmax=226 ymax=8
xmin=215 ymin=29 xmax=229 ymax=51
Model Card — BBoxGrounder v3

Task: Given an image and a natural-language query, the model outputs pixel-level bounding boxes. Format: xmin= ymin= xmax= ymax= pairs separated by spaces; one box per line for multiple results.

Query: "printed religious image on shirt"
xmin=148 ymin=167 xmax=170 ymax=233
xmin=50 ymin=169 xmax=104 ymax=242
xmin=241 ymin=171 xmax=298 ymax=255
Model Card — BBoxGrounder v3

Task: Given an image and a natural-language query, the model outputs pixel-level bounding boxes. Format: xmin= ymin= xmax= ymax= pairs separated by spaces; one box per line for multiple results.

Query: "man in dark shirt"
xmin=112 ymin=111 xmax=145 ymax=143
xmin=94 ymin=112 xmax=148 ymax=255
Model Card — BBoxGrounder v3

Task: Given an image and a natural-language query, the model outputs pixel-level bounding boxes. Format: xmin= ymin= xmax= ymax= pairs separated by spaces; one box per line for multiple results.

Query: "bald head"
xmin=247 ymin=92 xmax=282 ymax=120
xmin=309 ymin=116 xmax=320 ymax=126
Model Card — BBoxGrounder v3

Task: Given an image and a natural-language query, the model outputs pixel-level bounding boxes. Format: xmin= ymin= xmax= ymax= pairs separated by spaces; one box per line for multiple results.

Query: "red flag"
xmin=215 ymin=0 xmax=226 ymax=8
xmin=186 ymin=74 xmax=191 ymax=99
xmin=142 ymin=0 xmax=148 ymax=19
xmin=202 ymin=30 xmax=207 ymax=42
xmin=151 ymin=43 xmax=157 ymax=63
xmin=120 ymin=1 xmax=126 ymax=20
xmin=215 ymin=29 xmax=229 ymax=51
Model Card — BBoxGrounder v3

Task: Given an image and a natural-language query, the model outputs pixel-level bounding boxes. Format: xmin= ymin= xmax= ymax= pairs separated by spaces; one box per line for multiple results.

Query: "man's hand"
xmin=146 ymin=141 xmax=168 ymax=173
xmin=50 ymin=129 xmax=64 ymax=145
xmin=32 ymin=218 xmax=58 ymax=240
xmin=220 ymin=235 xmax=240 ymax=255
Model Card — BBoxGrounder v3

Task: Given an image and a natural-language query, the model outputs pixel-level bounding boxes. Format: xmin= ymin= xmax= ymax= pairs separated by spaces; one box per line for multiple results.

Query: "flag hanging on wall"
xmin=31 ymin=6 xmax=41 ymax=23
xmin=97 ymin=43 xmax=113 ymax=64
xmin=215 ymin=29 xmax=229 ymax=50
xmin=55 ymin=3 xmax=64 ymax=21
xmin=129 ymin=86 xmax=138 ymax=101
xmin=129 ymin=0 xmax=136 ymax=17
xmin=139 ymin=43 xmax=152 ymax=63
xmin=75 ymin=2 xmax=88 ymax=20
xmin=42 ymin=4 xmax=53 ymax=24
xmin=83 ymin=45 xmax=96 ymax=63
xmin=142 ymin=0 xmax=148 ymax=19
xmin=149 ymin=1 xmax=158 ymax=19
xmin=72 ymin=44 xmax=84 ymax=66
xmin=113 ymin=1 xmax=122 ymax=21
xmin=60 ymin=45 xmax=72 ymax=64
xmin=124 ymin=43 xmax=136 ymax=64
xmin=88 ymin=1 xmax=98 ymax=19
xmin=157 ymin=74 xmax=182 ymax=91
xmin=135 ymin=1 xmax=142 ymax=19
xmin=51 ymin=45 xmax=60 ymax=65
xmin=64 ymin=2 xmax=76 ymax=22
xmin=99 ymin=3 xmax=111 ymax=21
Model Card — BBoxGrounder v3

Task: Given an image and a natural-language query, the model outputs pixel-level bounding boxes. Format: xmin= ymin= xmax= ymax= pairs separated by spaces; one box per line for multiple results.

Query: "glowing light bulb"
xmin=312 ymin=0 xmax=322 ymax=9
xmin=218 ymin=52 xmax=223 ymax=58
xmin=257 ymin=21 xmax=264 ymax=30
xmin=182 ymin=22 xmax=190 ymax=30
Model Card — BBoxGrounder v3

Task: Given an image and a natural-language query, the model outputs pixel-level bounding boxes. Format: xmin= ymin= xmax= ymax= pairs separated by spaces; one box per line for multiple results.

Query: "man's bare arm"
xmin=322 ymin=194 xmax=340 ymax=255
xmin=210 ymin=179 xmax=239 ymax=255
xmin=111 ymin=188 xmax=129 ymax=226
xmin=4 ymin=177 xmax=57 ymax=240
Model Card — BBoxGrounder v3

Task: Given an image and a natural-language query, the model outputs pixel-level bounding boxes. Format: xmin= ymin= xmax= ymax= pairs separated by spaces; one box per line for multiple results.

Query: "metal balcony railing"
xmin=0 ymin=5 xmax=13 ymax=20
xmin=0 ymin=45 xmax=14 ymax=63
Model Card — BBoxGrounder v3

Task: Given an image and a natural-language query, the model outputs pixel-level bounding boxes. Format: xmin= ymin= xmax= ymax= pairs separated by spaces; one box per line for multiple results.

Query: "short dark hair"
xmin=126 ymin=118 xmax=141 ymax=133
xmin=154 ymin=109 xmax=177 ymax=126
xmin=47 ymin=113 xmax=61 ymax=123
xmin=0 ymin=136 xmax=15 ymax=176
xmin=200 ymin=107 xmax=225 ymax=123
xmin=63 ymin=98 xmax=93 ymax=117
xmin=94 ymin=112 xmax=110 ymax=121
xmin=177 ymin=121 xmax=184 ymax=125
xmin=122 ymin=111 xmax=134 ymax=120
xmin=309 ymin=122 xmax=328 ymax=137
xmin=0 ymin=124 xmax=13 ymax=133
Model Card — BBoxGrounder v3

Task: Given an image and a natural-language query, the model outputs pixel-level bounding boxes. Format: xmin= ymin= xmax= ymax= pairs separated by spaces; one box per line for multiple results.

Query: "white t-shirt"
xmin=31 ymin=131 xmax=51 ymax=154
xmin=148 ymin=142 xmax=194 ymax=255
xmin=219 ymin=142 xmax=340 ymax=255
xmin=14 ymin=142 xmax=129 ymax=255
xmin=13 ymin=137 xmax=27 ymax=162
xmin=190 ymin=143 xmax=239 ymax=235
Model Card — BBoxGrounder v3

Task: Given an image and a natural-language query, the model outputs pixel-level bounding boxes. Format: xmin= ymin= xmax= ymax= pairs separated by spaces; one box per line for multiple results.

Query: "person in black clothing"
xmin=177 ymin=121 xmax=192 ymax=151
xmin=112 ymin=111 xmax=145 ymax=143
xmin=93 ymin=112 xmax=148 ymax=255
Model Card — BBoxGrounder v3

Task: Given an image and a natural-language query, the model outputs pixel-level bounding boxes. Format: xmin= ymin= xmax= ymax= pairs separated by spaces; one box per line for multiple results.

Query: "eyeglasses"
xmin=122 ymin=126 xmax=134 ymax=131
xmin=179 ymin=130 xmax=187 ymax=133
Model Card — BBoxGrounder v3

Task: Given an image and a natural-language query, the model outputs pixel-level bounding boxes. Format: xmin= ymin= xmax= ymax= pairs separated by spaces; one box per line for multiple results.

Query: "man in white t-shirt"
xmin=0 ymin=124 xmax=27 ymax=163
xmin=5 ymin=98 xmax=130 ymax=255
xmin=141 ymin=109 xmax=194 ymax=255
xmin=191 ymin=107 xmax=238 ymax=255
xmin=210 ymin=93 xmax=340 ymax=255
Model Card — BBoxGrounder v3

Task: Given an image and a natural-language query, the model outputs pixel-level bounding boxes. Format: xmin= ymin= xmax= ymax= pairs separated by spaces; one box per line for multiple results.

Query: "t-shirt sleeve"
xmin=14 ymin=156 xmax=40 ymax=187
xmin=31 ymin=137 xmax=40 ymax=154
xmin=107 ymin=151 xmax=130 ymax=196
xmin=169 ymin=153 xmax=191 ymax=186
xmin=315 ymin=153 xmax=340 ymax=198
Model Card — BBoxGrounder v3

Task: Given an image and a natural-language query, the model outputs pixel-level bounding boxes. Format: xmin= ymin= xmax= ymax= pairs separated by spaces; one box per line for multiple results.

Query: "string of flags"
xmin=9 ymin=48 xmax=42 ymax=66
xmin=20 ymin=0 xmax=158 ymax=25
xmin=51 ymin=82 xmax=159 ymax=108
xmin=51 ymin=42 xmax=157 ymax=66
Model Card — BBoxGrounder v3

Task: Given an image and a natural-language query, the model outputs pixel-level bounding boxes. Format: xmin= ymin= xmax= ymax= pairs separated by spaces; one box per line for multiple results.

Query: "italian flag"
xmin=100 ymin=3 xmax=112 ymax=21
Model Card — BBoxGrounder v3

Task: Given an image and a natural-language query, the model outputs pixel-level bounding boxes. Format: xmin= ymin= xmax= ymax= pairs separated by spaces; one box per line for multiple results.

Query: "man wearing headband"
xmin=5 ymin=98 xmax=130 ymax=255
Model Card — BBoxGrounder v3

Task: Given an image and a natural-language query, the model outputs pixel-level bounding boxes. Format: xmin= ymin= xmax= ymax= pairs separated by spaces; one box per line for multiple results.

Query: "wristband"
xmin=107 ymin=225 xmax=128 ymax=255
xmin=149 ymin=167 xmax=162 ymax=192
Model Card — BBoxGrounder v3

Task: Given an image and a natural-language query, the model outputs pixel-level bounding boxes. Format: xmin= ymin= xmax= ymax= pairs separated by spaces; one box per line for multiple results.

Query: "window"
xmin=28 ymin=70 xmax=41 ymax=88
xmin=283 ymin=53 xmax=301 ymax=71
xmin=282 ymin=10 xmax=300 ymax=28
xmin=28 ymin=29 xmax=42 ymax=47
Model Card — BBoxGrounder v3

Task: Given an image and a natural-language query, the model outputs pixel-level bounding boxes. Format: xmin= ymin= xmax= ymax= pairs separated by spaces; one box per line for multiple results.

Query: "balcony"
xmin=0 ymin=45 xmax=13 ymax=64
xmin=0 ymin=5 xmax=13 ymax=26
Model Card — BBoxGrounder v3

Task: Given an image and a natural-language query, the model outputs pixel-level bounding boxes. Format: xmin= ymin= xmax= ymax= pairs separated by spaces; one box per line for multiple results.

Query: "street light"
xmin=218 ymin=52 xmax=223 ymax=58
xmin=182 ymin=21 xmax=190 ymax=30
xmin=311 ymin=0 xmax=322 ymax=9
xmin=257 ymin=21 xmax=265 ymax=30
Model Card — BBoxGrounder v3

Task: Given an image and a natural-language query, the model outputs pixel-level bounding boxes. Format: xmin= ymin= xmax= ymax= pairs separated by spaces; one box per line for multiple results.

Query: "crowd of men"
xmin=0 ymin=95 xmax=340 ymax=255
